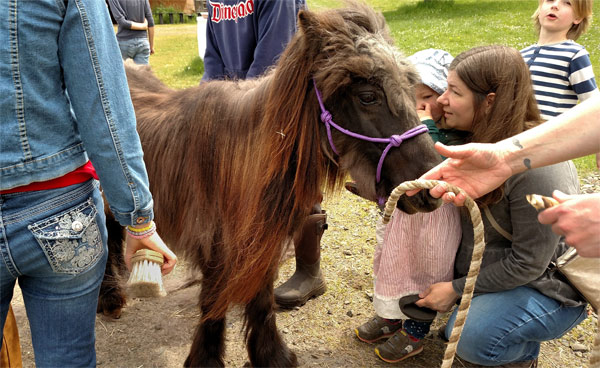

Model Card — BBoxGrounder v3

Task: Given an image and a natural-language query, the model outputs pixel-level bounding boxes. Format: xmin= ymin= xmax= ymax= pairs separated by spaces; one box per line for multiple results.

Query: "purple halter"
xmin=313 ymin=81 xmax=429 ymax=201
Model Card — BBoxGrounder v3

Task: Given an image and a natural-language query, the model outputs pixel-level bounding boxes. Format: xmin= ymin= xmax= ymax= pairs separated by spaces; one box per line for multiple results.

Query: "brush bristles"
xmin=127 ymin=258 xmax=166 ymax=297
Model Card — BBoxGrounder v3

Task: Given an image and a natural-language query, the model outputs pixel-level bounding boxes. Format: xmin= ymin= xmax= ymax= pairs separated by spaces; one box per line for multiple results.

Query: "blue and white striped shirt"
xmin=521 ymin=40 xmax=599 ymax=120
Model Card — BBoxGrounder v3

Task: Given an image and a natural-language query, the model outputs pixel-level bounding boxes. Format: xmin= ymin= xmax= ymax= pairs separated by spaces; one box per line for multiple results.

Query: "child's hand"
xmin=438 ymin=117 xmax=451 ymax=129
xmin=417 ymin=102 xmax=433 ymax=121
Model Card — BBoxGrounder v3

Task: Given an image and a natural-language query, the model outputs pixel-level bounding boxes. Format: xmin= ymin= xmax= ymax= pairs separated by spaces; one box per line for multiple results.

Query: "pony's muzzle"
xmin=396 ymin=190 xmax=442 ymax=214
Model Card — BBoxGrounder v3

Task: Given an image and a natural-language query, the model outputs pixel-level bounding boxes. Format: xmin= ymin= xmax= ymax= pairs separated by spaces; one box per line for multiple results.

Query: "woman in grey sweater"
xmin=414 ymin=45 xmax=587 ymax=368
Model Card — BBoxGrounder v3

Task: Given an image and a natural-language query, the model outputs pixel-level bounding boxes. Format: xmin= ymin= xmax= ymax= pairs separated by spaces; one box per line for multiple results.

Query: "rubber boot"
xmin=274 ymin=205 xmax=327 ymax=308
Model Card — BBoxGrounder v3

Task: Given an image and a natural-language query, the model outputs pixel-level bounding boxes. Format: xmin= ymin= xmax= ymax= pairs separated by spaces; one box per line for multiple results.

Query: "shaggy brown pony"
xmin=99 ymin=2 xmax=442 ymax=366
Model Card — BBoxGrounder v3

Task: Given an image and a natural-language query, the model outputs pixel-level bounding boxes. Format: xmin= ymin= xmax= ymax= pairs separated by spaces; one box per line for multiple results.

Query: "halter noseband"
xmin=313 ymin=81 xmax=429 ymax=203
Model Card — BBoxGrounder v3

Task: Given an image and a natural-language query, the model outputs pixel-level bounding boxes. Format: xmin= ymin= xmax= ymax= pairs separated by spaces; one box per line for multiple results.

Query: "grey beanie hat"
xmin=408 ymin=49 xmax=453 ymax=96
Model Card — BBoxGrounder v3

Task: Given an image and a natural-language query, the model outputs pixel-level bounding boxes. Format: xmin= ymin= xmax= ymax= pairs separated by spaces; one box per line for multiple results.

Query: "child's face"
xmin=538 ymin=0 xmax=582 ymax=36
xmin=415 ymin=84 xmax=443 ymax=122
xmin=436 ymin=71 xmax=475 ymax=132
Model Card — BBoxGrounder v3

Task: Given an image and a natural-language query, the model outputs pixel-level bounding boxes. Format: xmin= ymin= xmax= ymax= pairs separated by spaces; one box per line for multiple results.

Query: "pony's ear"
xmin=297 ymin=9 xmax=323 ymax=43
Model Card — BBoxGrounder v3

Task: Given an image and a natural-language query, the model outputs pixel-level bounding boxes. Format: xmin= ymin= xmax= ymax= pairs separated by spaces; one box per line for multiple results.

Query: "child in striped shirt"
xmin=521 ymin=0 xmax=599 ymax=166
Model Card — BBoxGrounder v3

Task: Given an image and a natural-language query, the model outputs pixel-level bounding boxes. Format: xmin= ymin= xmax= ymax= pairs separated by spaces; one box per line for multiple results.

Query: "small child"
xmin=520 ymin=0 xmax=600 ymax=166
xmin=354 ymin=49 xmax=466 ymax=363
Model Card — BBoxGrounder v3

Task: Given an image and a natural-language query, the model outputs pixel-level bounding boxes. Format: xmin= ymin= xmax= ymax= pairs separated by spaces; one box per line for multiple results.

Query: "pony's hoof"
xmin=184 ymin=355 xmax=225 ymax=368
xmin=97 ymin=304 xmax=123 ymax=319
xmin=104 ymin=307 xmax=122 ymax=319
xmin=97 ymin=293 xmax=126 ymax=319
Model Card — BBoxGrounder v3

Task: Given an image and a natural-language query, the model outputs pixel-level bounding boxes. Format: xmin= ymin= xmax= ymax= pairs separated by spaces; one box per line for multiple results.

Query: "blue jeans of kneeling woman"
xmin=443 ymin=286 xmax=587 ymax=366
xmin=0 ymin=180 xmax=108 ymax=367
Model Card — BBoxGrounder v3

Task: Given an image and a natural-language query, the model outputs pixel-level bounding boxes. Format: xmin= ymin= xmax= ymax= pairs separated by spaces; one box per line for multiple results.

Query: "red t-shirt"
xmin=0 ymin=161 xmax=98 ymax=194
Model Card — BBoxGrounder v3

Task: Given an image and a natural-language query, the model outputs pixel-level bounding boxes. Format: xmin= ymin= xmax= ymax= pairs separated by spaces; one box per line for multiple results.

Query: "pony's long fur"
xmin=126 ymin=1 xmax=401 ymax=322
xmin=105 ymin=2 xmax=441 ymax=365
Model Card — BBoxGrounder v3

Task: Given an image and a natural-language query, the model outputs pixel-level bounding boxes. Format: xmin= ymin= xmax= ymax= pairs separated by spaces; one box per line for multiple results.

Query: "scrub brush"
xmin=126 ymin=249 xmax=167 ymax=297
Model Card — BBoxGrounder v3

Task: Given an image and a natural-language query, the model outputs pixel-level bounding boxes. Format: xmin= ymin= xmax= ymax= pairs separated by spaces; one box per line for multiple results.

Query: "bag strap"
xmin=481 ymin=204 xmax=513 ymax=242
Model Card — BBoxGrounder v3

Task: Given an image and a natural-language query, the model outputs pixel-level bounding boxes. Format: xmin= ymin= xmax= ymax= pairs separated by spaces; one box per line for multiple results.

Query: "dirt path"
xmin=11 ymin=188 xmax=598 ymax=367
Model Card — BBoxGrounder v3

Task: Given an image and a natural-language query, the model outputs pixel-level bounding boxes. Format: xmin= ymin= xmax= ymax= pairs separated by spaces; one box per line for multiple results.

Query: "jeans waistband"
xmin=0 ymin=180 xmax=98 ymax=226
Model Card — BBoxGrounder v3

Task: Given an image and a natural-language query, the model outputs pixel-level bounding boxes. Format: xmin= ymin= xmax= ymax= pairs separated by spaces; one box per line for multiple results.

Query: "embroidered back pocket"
xmin=29 ymin=198 xmax=104 ymax=275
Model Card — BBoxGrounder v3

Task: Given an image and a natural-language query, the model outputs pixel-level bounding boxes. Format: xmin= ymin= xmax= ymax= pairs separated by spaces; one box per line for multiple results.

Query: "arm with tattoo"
xmin=412 ymin=94 xmax=600 ymax=202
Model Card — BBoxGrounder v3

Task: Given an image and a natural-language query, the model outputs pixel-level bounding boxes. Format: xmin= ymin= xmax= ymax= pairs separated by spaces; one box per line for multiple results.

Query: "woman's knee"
xmin=452 ymin=319 xmax=503 ymax=365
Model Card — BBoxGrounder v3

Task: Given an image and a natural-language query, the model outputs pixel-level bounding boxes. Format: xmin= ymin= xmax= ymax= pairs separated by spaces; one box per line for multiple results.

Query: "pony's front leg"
xmin=184 ymin=275 xmax=226 ymax=367
xmin=184 ymin=316 xmax=226 ymax=367
xmin=245 ymin=281 xmax=298 ymax=367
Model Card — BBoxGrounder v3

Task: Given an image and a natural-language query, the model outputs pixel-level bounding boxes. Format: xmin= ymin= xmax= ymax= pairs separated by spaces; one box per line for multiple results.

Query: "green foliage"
xmin=152 ymin=5 xmax=196 ymax=24
xmin=153 ymin=5 xmax=179 ymax=14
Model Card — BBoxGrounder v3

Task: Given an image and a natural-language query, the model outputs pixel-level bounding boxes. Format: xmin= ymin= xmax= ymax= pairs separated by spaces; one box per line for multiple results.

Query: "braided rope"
xmin=382 ymin=179 xmax=485 ymax=368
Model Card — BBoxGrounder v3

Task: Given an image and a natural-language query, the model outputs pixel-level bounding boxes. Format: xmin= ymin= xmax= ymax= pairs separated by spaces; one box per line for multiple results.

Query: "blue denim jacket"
xmin=0 ymin=0 xmax=153 ymax=226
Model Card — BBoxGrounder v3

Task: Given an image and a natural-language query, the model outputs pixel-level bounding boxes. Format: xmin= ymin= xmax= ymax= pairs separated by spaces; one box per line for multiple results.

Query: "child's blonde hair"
xmin=532 ymin=0 xmax=593 ymax=40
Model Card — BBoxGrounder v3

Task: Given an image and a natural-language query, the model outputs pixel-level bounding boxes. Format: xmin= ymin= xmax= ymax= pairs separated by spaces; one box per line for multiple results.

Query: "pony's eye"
xmin=358 ymin=92 xmax=377 ymax=105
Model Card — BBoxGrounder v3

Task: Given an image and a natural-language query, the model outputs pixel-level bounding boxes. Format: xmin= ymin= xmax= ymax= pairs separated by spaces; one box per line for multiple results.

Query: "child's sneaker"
xmin=354 ymin=316 xmax=402 ymax=344
xmin=374 ymin=329 xmax=424 ymax=363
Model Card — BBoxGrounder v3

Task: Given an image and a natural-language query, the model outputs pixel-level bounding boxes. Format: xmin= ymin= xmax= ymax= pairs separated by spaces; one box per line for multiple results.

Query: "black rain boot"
xmin=274 ymin=206 xmax=327 ymax=309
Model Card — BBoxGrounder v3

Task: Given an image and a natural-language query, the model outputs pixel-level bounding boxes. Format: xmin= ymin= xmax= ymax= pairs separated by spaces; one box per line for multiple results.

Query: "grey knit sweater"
xmin=452 ymin=161 xmax=586 ymax=307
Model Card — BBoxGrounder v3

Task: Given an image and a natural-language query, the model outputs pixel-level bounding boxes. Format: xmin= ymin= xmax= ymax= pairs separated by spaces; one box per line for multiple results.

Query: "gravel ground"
xmin=10 ymin=172 xmax=599 ymax=367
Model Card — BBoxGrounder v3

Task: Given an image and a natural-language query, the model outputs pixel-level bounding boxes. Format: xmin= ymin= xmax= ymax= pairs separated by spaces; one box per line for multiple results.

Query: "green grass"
xmin=147 ymin=0 xmax=599 ymax=174
xmin=573 ymin=156 xmax=597 ymax=175
xmin=149 ymin=24 xmax=200 ymax=88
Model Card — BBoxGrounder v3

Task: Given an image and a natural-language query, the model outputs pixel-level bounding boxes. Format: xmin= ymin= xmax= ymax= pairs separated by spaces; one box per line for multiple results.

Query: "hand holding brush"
xmin=527 ymin=191 xmax=600 ymax=258
xmin=125 ymin=221 xmax=177 ymax=297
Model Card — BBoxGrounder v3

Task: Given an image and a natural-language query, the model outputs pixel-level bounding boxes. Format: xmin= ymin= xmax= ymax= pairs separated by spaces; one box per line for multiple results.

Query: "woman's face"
xmin=436 ymin=70 xmax=476 ymax=132
xmin=415 ymin=84 xmax=443 ymax=122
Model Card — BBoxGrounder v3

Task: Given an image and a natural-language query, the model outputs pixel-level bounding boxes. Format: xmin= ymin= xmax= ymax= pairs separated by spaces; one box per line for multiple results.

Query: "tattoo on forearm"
xmin=512 ymin=138 xmax=530 ymax=169
xmin=512 ymin=138 xmax=523 ymax=149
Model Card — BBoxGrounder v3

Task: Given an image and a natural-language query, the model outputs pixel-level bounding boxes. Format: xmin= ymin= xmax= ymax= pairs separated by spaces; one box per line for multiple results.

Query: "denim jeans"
xmin=118 ymin=37 xmax=150 ymax=65
xmin=443 ymin=286 xmax=587 ymax=366
xmin=0 ymin=180 xmax=108 ymax=367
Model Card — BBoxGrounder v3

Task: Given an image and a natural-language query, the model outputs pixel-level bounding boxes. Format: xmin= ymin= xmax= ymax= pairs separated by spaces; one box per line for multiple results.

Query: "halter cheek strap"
xmin=313 ymin=80 xmax=429 ymax=204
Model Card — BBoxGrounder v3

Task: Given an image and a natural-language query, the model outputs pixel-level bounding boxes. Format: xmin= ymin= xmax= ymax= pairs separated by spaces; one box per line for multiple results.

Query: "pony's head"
xmin=297 ymin=2 xmax=442 ymax=213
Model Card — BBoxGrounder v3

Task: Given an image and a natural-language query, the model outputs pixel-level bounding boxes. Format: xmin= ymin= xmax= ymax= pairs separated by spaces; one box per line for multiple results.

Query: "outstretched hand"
xmin=125 ymin=231 xmax=177 ymax=275
xmin=407 ymin=142 xmax=514 ymax=205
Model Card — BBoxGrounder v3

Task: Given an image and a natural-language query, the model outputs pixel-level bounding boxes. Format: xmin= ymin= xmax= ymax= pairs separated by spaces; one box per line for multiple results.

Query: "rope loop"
xmin=382 ymin=179 xmax=485 ymax=368
xmin=320 ymin=110 xmax=332 ymax=124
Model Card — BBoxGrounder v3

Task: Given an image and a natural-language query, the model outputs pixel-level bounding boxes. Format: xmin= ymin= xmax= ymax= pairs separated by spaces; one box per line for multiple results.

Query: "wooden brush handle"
xmin=131 ymin=249 xmax=164 ymax=265
xmin=526 ymin=194 xmax=559 ymax=210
